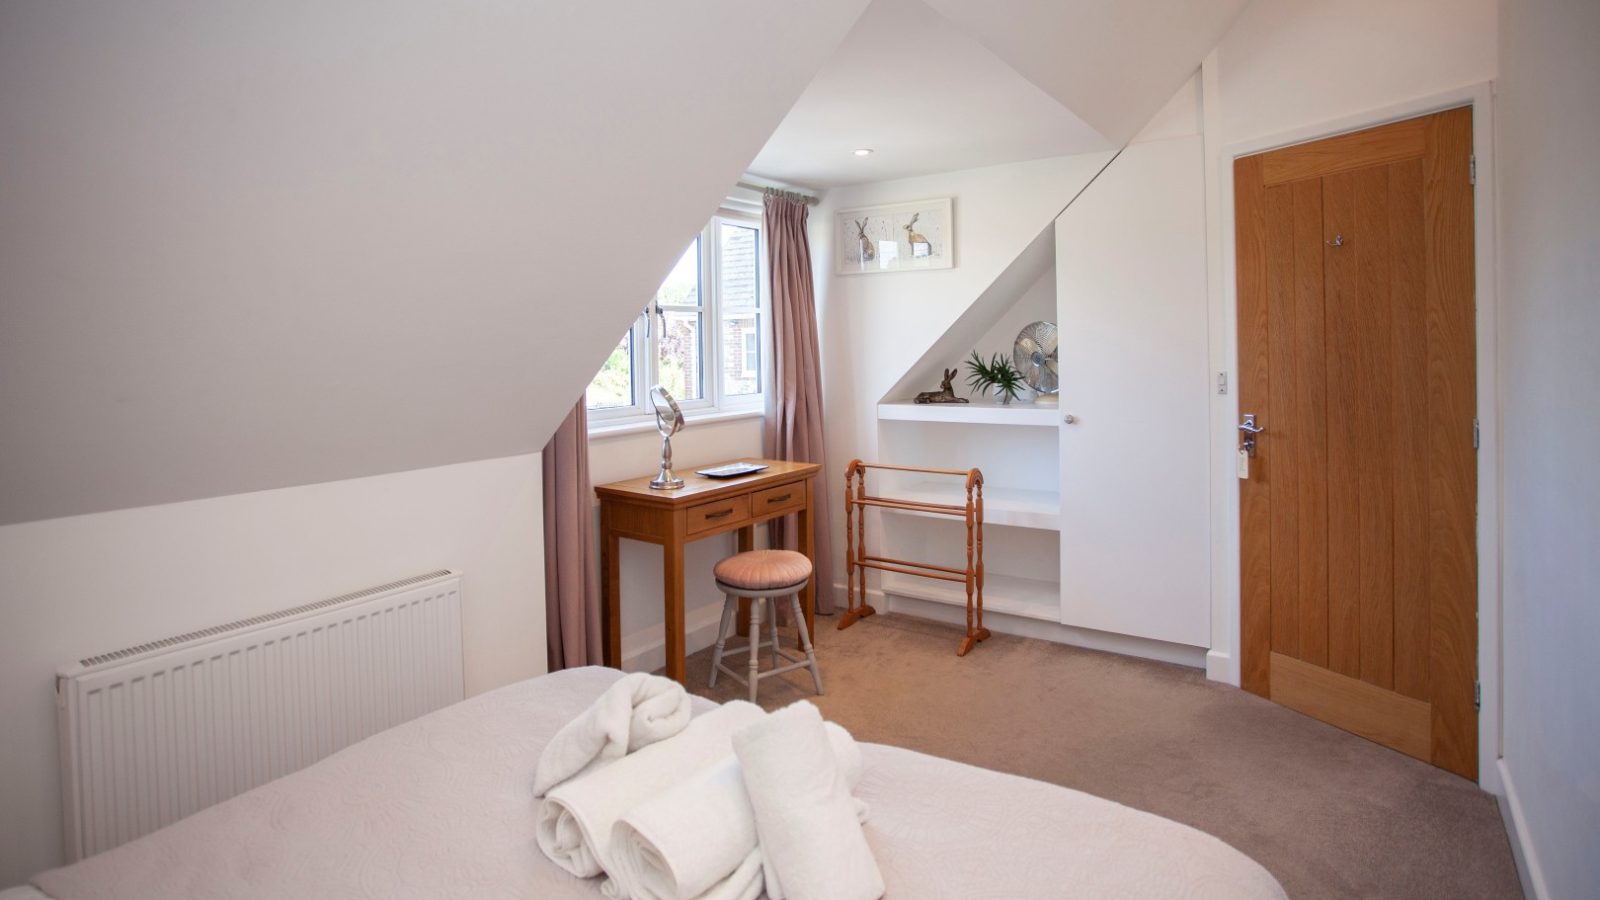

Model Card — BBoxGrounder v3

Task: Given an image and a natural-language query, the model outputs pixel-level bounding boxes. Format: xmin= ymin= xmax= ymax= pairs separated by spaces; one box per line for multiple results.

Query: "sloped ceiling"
xmin=921 ymin=0 xmax=1250 ymax=145
xmin=748 ymin=0 xmax=1110 ymax=187
xmin=0 ymin=0 xmax=870 ymax=524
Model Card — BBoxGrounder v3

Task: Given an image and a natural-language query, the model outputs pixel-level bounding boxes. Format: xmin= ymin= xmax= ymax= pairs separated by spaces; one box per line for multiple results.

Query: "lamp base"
xmin=649 ymin=469 xmax=685 ymax=490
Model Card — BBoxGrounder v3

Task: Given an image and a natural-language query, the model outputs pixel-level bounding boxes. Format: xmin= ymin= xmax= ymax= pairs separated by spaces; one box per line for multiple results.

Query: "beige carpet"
xmin=675 ymin=612 xmax=1521 ymax=900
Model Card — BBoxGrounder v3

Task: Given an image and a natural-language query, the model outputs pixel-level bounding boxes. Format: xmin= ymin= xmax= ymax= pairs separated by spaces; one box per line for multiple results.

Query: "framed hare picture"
xmin=835 ymin=197 xmax=953 ymax=275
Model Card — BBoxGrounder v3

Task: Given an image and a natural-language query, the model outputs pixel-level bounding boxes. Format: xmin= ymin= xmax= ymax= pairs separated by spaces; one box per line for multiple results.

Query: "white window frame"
xmin=587 ymin=209 xmax=769 ymax=427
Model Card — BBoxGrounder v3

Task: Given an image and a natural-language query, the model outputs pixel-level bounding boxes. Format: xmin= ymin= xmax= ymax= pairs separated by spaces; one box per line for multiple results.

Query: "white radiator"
xmin=55 ymin=570 xmax=465 ymax=861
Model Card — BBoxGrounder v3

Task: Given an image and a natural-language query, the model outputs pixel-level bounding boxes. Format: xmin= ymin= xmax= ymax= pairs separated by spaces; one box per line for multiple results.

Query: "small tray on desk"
xmin=695 ymin=462 xmax=770 ymax=479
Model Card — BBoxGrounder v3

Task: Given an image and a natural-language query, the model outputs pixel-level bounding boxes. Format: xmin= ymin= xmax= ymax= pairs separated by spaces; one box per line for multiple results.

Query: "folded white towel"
xmin=734 ymin=702 xmax=884 ymax=900
xmin=609 ymin=722 xmax=864 ymax=900
xmin=537 ymin=700 xmax=767 ymax=880
xmin=533 ymin=672 xmax=693 ymax=797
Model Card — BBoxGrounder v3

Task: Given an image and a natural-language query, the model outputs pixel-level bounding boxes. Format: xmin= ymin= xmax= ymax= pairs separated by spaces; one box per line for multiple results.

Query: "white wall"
xmin=1494 ymin=0 xmax=1600 ymax=895
xmin=1201 ymin=0 xmax=1499 ymax=683
xmin=969 ymin=267 xmax=1055 ymax=367
xmin=588 ymin=415 xmax=767 ymax=671
xmin=0 ymin=454 xmax=546 ymax=885
xmin=1214 ymin=0 xmax=1496 ymax=146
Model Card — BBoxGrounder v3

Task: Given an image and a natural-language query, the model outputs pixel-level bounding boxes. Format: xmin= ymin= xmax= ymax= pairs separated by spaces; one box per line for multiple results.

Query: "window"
xmin=587 ymin=213 xmax=768 ymax=423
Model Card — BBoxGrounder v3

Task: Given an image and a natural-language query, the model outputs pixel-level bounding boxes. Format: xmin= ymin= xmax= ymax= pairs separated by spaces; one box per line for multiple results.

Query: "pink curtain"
xmin=763 ymin=191 xmax=835 ymax=614
xmin=542 ymin=400 xmax=603 ymax=669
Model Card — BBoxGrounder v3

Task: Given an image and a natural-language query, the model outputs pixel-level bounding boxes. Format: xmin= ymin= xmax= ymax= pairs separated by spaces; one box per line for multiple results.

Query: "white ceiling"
xmin=751 ymin=0 xmax=1251 ymax=188
xmin=922 ymin=0 xmax=1251 ymax=145
xmin=747 ymin=0 xmax=1111 ymax=188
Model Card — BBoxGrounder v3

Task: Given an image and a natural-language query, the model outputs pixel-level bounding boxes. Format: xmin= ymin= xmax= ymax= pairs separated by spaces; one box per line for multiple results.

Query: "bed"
xmin=18 ymin=667 xmax=1285 ymax=899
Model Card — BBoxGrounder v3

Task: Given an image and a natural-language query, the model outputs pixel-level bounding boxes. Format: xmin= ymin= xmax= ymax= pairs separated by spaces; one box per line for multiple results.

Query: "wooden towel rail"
xmin=839 ymin=459 xmax=991 ymax=656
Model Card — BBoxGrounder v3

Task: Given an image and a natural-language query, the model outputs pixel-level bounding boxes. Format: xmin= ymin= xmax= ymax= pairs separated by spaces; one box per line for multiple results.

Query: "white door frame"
xmin=1203 ymin=81 xmax=1502 ymax=792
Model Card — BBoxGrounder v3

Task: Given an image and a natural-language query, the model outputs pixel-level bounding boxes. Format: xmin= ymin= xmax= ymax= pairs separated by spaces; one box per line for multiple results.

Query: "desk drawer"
xmin=686 ymin=495 xmax=749 ymax=535
xmin=751 ymin=482 xmax=805 ymax=517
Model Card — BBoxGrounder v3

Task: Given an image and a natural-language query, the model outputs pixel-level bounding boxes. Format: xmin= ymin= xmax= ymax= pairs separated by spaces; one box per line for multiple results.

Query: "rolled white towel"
xmin=536 ymin=700 xmax=767 ymax=879
xmin=734 ymin=702 xmax=884 ymax=900
xmin=534 ymin=672 xmax=693 ymax=797
xmin=608 ymin=722 xmax=863 ymax=900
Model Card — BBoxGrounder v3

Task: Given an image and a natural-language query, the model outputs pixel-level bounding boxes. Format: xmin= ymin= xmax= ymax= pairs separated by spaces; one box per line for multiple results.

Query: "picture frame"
xmin=835 ymin=197 xmax=954 ymax=275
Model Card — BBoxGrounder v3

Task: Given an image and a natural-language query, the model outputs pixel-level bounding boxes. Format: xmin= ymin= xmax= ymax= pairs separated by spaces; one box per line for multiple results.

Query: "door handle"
xmin=1239 ymin=413 xmax=1264 ymax=457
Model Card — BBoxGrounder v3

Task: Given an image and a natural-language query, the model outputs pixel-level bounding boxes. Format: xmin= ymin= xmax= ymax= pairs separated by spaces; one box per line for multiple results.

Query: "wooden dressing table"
xmin=595 ymin=458 xmax=821 ymax=683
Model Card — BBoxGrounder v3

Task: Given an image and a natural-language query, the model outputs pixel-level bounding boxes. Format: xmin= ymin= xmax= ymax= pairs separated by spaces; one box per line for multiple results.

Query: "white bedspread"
xmin=31 ymin=667 xmax=1285 ymax=900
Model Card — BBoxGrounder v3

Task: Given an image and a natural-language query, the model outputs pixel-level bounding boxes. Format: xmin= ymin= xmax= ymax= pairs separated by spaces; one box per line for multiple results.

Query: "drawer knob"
xmin=705 ymin=509 xmax=734 ymax=520
xmin=768 ymin=493 xmax=792 ymax=504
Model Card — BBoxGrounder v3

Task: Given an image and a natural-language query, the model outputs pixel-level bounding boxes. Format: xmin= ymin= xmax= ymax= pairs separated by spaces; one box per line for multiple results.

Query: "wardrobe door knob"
xmin=1063 ymin=414 xmax=1077 ymax=424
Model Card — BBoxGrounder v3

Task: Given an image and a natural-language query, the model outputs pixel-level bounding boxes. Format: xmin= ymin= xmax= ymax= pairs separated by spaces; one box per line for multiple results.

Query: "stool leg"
xmin=709 ymin=594 xmax=736 ymax=688
xmin=767 ymin=597 xmax=781 ymax=669
xmin=791 ymin=593 xmax=823 ymax=695
xmin=746 ymin=595 xmax=763 ymax=703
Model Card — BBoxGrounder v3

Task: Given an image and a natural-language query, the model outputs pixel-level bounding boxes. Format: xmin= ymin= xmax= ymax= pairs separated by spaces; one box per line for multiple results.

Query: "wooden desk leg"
xmin=663 ymin=529 xmax=687 ymax=684
xmin=735 ymin=526 xmax=753 ymax=638
xmin=798 ymin=477 xmax=816 ymax=642
xmin=601 ymin=505 xmax=622 ymax=668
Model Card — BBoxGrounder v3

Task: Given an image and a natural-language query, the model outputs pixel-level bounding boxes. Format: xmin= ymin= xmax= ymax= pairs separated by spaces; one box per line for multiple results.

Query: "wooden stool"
xmin=708 ymin=550 xmax=824 ymax=703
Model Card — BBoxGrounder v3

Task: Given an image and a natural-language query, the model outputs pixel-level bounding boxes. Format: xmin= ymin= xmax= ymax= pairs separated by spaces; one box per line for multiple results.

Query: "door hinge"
xmin=1473 ymin=418 xmax=1481 ymax=450
xmin=1469 ymin=155 xmax=1477 ymax=186
xmin=1474 ymin=681 xmax=1482 ymax=712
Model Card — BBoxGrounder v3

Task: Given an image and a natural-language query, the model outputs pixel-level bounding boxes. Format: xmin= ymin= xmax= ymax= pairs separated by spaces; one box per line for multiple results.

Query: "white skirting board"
xmin=1205 ymin=649 xmax=1236 ymax=685
xmin=841 ymin=583 xmax=1207 ymax=669
xmin=619 ymin=600 xmax=729 ymax=674
xmin=1496 ymin=758 xmax=1550 ymax=900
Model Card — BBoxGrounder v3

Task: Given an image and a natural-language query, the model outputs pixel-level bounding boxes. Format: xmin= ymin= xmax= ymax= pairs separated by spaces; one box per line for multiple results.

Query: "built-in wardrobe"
xmin=869 ymin=135 xmax=1212 ymax=667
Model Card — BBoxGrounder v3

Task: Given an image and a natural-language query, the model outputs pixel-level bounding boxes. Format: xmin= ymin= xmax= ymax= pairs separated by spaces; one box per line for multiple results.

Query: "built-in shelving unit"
xmin=852 ymin=134 xmax=1215 ymax=663
xmin=869 ymin=219 xmax=1065 ymax=640
xmin=877 ymin=400 xmax=1058 ymax=427
xmin=877 ymin=479 xmax=1060 ymax=530
xmin=879 ymin=571 xmax=1059 ymax=623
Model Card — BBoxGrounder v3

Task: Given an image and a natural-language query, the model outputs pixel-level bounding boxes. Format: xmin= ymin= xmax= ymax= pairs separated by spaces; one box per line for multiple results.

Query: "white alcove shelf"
xmin=877 ymin=479 xmax=1060 ymax=530
xmin=877 ymin=399 xmax=1059 ymax=427
xmin=879 ymin=571 xmax=1060 ymax=622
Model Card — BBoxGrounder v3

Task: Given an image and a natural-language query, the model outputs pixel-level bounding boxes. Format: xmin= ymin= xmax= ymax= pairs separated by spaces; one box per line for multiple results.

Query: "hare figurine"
xmin=913 ymin=368 xmax=968 ymax=404
xmin=854 ymin=218 xmax=875 ymax=263
xmin=904 ymin=212 xmax=932 ymax=258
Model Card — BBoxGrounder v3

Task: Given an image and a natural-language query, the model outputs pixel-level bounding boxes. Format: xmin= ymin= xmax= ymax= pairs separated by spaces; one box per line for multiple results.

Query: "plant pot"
xmin=985 ymin=381 xmax=1024 ymax=403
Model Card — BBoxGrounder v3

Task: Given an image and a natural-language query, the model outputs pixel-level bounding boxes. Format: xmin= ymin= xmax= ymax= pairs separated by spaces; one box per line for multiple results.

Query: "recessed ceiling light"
xmin=852 ymin=148 xmax=874 ymax=157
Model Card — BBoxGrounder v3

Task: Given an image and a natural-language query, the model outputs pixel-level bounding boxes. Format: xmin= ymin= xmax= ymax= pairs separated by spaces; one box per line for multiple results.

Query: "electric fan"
xmin=1012 ymin=321 xmax=1059 ymax=395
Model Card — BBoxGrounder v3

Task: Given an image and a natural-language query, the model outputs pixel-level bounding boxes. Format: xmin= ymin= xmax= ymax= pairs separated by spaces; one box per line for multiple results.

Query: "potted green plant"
xmin=964 ymin=350 xmax=1028 ymax=405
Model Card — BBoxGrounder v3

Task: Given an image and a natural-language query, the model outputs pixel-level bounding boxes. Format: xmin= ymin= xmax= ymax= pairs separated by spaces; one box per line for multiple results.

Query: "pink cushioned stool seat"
xmin=713 ymin=549 xmax=813 ymax=591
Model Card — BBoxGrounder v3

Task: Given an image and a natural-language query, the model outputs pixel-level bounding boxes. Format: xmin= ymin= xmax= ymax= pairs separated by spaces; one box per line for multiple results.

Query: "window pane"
xmin=721 ymin=313 xmax=760 ymax=396
xmin=656 ymin=238 xmax=701 ymax=307
xmin=587 ymin=331 xmax=634 ymax=409
xmin=658 ymin=310 xmax=703 ymax=400
xmin=719 ymin=223 xmax=760 ymax=309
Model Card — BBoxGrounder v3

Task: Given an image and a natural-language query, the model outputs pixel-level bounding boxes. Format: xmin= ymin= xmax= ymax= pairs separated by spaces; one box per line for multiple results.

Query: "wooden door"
xmin=1235 ymin=108 xmax=1478 ymax=779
